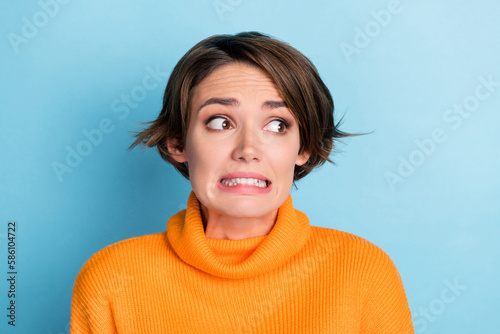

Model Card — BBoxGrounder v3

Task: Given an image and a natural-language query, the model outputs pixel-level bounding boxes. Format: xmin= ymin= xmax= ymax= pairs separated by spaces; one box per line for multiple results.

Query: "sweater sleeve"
xmin=70 ymin=249 xmax=120 ymax=334
xmin=360 ymin=247 xmax=414 ymax=334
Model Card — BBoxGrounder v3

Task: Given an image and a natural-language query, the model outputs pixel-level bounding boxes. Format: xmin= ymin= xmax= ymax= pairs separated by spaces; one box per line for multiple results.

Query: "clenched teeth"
xmin=221 ymin=178 xmax=269 ymax=188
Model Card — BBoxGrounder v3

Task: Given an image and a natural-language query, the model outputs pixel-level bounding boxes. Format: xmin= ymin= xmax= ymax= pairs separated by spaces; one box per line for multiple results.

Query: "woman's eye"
xmin=266 ymin=120 xmax=287 ymax=133
xmin=207 ymin=117 xmax=231 ymax=130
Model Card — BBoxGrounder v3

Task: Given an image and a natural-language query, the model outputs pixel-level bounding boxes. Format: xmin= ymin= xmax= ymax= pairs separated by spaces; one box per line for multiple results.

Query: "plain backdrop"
xmin=1 ymin=0 xmax=499 ymax=333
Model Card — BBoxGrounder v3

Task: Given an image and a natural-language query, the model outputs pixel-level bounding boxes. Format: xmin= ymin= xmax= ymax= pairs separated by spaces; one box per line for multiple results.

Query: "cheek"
xmin=186 ymin=141 xmax=224 ymax=179
xmin=268 ymin=140 xmax=302 ymax=170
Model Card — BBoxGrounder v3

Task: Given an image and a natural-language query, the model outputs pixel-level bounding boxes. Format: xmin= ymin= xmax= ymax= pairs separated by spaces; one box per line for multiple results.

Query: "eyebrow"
xmin=197 ymin=98 xmax=287 ymax=113
xmin=263 ymin=100 xmax=287 ymax=109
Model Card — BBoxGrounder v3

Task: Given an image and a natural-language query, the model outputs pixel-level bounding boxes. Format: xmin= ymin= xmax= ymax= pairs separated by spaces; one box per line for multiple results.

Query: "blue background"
xmin=1 ymin=0 xmax=499 ymax=333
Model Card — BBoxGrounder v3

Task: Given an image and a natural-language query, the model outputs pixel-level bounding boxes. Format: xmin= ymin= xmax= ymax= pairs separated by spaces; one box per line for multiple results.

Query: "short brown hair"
xmin=130 ymin=32 xmax=359 ymax=181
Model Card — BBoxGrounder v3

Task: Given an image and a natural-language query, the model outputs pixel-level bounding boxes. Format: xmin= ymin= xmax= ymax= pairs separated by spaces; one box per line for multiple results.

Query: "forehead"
xmin=192 ymin=63 xmax=283 ymax=103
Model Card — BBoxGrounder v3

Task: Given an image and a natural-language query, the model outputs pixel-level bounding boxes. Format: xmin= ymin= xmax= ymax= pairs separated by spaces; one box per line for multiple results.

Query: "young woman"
xmin=70 ymin=32 xmax=414 ymax=333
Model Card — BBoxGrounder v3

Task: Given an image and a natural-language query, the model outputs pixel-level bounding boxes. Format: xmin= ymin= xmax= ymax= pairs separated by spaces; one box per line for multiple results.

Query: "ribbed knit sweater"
xmin=70 ymin=192 xmax=414 ymax=333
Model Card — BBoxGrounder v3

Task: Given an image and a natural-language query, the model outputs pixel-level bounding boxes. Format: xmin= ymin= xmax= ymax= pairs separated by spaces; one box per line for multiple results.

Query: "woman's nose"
xmin=231 ymin=125 xmax=263 ymax=162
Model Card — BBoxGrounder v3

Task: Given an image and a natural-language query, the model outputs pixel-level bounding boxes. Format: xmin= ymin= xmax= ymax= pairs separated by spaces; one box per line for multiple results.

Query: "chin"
xmin=218 ymin=198 xmax=275 ymax=216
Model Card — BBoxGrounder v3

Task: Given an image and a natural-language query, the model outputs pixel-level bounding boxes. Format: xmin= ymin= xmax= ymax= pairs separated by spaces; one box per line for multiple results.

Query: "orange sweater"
xmin=70 ymin=192 xmax=414 ymax=333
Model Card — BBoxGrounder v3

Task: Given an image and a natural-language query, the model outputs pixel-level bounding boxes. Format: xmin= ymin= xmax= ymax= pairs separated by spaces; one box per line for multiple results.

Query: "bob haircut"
xmin=130 ymin=31 xmax=358 ymax=181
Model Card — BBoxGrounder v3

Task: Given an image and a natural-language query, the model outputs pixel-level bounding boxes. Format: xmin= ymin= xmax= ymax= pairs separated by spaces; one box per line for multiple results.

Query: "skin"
xmin=168 ymin=62 xmax=310 ymax=240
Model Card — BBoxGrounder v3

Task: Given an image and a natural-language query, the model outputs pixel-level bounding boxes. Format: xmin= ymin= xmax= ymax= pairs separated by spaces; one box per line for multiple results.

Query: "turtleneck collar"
xmin=167 ymin=191 xmax=312 ymax=279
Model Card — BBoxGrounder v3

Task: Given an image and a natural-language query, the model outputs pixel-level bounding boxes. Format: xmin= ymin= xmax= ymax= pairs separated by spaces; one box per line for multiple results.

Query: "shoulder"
xmin=307 ymin=229 xmax=414 ymax=331
xmin=311 ymin=225 xmax=386 ymax=253
xmin=73 ymin=232 xmax=168 ymax=290
xmin=80 ymin=231 xmax=168 ymax=268
xmin=309 ymin=226 xmax=399 ymax=274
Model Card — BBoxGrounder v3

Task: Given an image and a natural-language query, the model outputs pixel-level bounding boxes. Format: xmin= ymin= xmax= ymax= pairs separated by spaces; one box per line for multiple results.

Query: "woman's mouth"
xmin=217 ymin=172 xmax=272 ymax=194
xmin=220 ymin=178 xmax=270 ymax=188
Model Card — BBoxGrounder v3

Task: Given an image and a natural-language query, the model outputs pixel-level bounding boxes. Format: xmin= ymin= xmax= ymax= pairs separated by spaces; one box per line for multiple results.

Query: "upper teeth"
xmin=221 ymin=178 xmax=268 ymax=188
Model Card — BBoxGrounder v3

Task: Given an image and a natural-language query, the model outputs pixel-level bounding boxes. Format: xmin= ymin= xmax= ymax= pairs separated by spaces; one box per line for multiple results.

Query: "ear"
xmin=295 ymin=150 xmax=310 ymax=167
xmin=167 ymin=138 xmax=187 ymax=163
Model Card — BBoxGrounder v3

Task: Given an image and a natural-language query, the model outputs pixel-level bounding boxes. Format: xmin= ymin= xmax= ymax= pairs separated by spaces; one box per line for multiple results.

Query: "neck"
xmin=200 ymin=203 xmax=278 ymax=240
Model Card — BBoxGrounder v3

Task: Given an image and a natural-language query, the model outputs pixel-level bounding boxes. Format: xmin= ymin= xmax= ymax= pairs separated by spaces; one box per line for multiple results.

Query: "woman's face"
xmin=170 ymin=62 xmax=309 ymax=220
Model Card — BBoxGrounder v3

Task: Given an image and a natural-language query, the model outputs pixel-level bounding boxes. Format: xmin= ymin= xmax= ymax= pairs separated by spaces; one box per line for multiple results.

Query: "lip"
xmin=218 ymin=171 xmax=272 ymax=194
xmin=220 ymin=171 xmax=270 ymax=182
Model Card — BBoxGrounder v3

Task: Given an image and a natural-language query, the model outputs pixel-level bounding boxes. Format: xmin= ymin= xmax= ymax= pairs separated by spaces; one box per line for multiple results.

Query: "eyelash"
xmin=205 ymin=115 xmax=290 ymax=133
xmin=268 ymin=118 xmax=291 ymax=133
xmin=204 ymin=115 xmax=230 ymax=130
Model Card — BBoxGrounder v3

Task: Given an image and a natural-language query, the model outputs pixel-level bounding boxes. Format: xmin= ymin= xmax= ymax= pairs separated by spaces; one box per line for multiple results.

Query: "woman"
xmin=70 ymin=32 xmax=414 ymax=333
